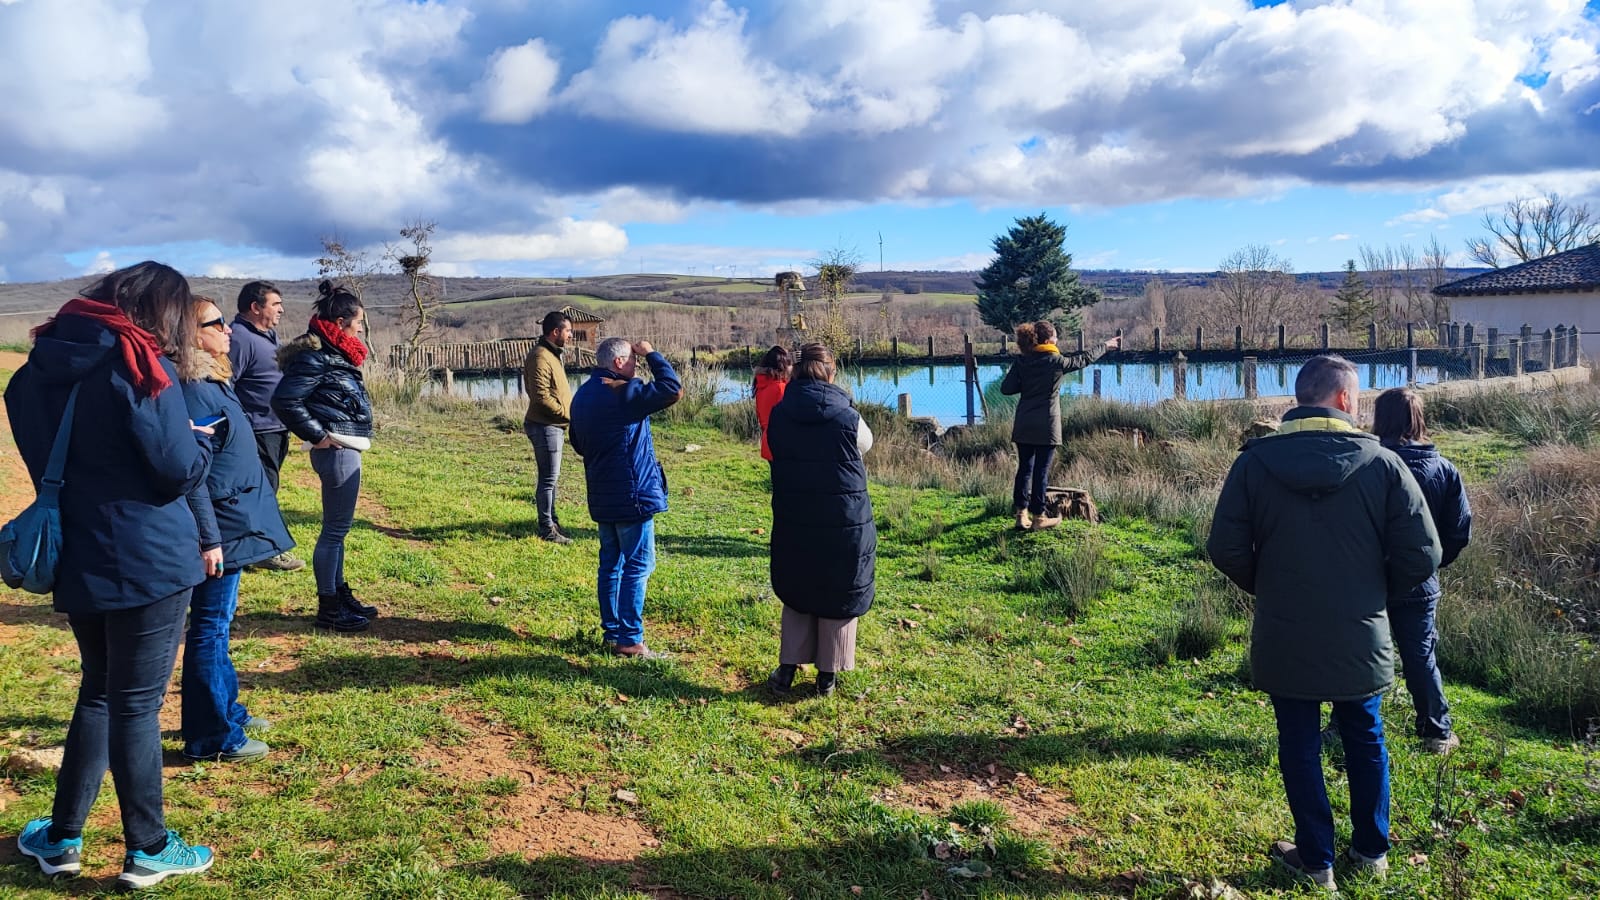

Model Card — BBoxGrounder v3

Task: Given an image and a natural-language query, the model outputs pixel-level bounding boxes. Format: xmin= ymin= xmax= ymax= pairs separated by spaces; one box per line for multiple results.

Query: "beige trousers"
xmin=778 ymin=606 xmax=858 ymax=671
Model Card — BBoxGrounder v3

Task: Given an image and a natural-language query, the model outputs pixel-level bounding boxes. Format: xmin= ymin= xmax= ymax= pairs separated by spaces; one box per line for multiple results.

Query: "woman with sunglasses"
xmin=271 ymin=280 xmax=375 ymax=632
xmin=177 ymin=296 xmax=295 ymax=763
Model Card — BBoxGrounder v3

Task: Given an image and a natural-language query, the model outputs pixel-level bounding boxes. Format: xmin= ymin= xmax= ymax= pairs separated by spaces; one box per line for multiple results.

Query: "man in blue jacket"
xmin=227 ymin=280 xmax=303 ymax=572
xmin=569 ymin=336 xmax=682 ymax=658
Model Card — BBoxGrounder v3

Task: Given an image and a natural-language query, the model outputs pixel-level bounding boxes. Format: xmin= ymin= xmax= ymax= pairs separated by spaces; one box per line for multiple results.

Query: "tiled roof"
xmin=1433 ymin=243 xmax=1600 ymax=297
xmin=559 ymin=304 xmax=606 ymax=322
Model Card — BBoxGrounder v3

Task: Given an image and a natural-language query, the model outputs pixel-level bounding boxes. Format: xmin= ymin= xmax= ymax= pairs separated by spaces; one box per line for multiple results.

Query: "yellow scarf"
xmin=1034 ymin=343 xmax=1059 ymax=354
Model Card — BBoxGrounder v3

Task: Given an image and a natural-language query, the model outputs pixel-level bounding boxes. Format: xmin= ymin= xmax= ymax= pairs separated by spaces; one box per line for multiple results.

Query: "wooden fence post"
xmin=1092 ymin=369 xmax=1102 ymax=398
xmin=1153 ymin=327 xmax=1162 ymax=353
xmin=927 ymin=335 xmax=935 ymax=359
xmin=1234 ymin=325 xmax=1244 ymax=352
xmin=898 ymin=393 xmax=912 ymax=418
xmin=1243 ymin=357 xmax=1258 ymax=400
xmin=892 ymin=336 xmax=899 ymax=360
xmin=1406 ymin=322 xmax=1415 ymax=349
xmin=1195 ymin=326 xmax=1204 ymax=351
xmin=1320 ymin=323 xmax=1330 ymax=351
xmin=1076 ymin=330 xmax=1086 ymax=353
xmin=1278 ymin=323 xmax=1286 ymax=352
xmin=1173 ymin=352 xmax=1187 ymax=401
xmin=1367 ymin=321 xmax=1378 ymax=350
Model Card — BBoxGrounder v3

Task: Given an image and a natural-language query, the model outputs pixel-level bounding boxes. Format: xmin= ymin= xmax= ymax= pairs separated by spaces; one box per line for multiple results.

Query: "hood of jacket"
xmin=26 ymin=315 xmax=118 ymax=385
xmin=278 ymin=331 xmax=327 ymax=367
xmin=1389 ymin=442 xmax=1440 ymax=464
xmin=1247 ymin=406 xmax=1381 ymax=498
xmin=778 ymin=377 xmax=856 ymax=427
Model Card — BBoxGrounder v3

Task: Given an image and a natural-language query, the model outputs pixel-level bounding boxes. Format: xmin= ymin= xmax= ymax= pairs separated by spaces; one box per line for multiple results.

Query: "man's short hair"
xmin=596 ymin=337 xmax=632 ymax=370
xmin=236 ymin=280 xmax=280 ymax=315
xmin=541 ymin=310 xmax=571 ymax=337
xmin=1295 ymin=355 xmax=1359 ymax=406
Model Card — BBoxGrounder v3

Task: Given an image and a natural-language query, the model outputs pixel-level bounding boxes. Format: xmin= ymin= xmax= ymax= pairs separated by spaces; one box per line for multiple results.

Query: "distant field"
xmin=446 ymin=293 xmax=702 ymax=315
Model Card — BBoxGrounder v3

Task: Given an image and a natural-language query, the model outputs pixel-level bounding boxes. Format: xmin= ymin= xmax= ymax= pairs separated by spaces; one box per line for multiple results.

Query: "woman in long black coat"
xmin=764 ymin=343 xmax=875 ymax=697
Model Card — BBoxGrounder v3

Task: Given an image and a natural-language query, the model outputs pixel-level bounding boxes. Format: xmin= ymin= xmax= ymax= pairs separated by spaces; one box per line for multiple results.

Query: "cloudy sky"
xmin=1 ymin=0 xmax=1598 ymax=283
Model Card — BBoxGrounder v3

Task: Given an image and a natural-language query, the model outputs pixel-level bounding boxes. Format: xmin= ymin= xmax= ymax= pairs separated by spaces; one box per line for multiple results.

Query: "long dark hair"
xmin=1372 ymin=387 xmax=1427 ymax=445
xmin=314 ymin=280 xmax=363 ymax=323
xmin=80 ymin=261 xmax=196 ymax=372
xmin=755 ymin=345 xmax=792 ymax=381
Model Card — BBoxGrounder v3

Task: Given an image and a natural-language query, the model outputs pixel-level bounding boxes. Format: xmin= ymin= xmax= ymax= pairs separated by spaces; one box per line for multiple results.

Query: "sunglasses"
xmin=200 ymin=317 xmax=227 ymax=332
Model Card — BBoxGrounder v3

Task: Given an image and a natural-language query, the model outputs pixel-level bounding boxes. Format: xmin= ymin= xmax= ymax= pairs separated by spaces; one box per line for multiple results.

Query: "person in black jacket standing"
xmin=270 ymin=281 xmax=374 ymax=632
xmin=8 ymin=262 xmax=218 ymax=887
xmin=765 ymin=344 xmax=875 ymax=697
xmin=999 ymin=320 xmax=1118 ymax=531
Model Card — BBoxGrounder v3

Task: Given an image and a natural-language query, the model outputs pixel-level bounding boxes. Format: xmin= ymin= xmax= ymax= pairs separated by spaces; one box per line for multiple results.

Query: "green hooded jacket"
xmin=1207 ymin=406 xmax=1442 ymax=701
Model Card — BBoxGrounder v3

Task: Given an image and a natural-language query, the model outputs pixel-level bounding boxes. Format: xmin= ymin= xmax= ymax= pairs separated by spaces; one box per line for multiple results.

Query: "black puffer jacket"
xmin=768 ymin=378 xmax=876 ymax=619
xmin=270 ymin=333 xmax=373 ymax=444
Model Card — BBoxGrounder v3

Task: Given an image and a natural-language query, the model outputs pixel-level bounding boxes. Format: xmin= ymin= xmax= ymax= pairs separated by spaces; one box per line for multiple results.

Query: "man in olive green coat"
xmin=1208 ymin=354 xmax=1440 ymax=892
xmin=524 ymin=311 xmax=574 ymax=544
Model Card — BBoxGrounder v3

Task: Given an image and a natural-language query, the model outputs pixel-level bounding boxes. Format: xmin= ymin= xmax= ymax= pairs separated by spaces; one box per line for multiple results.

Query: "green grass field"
xmin=0 ymin=388 xmax=1596 ymax=898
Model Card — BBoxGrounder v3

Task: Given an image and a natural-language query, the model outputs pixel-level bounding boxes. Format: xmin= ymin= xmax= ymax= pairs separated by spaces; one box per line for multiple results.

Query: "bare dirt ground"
xmin=879 ymin=757 xmax=1088 ymax=844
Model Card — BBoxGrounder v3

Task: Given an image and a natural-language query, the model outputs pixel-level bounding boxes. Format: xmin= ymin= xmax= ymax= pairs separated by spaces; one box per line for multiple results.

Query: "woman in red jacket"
xmin=753 ymin=345 xmax=792 ymax=462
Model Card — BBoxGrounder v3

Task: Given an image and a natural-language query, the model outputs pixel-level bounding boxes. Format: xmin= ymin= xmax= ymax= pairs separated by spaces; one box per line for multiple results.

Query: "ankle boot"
xmin=766 ymin=664 xmax=797 ymax=695
xmin=1014 ymin=506 xmax=1032 ymax=530
xmin=815 ymin=670 xmax=837 ymax=696
xmin=315 ymin=594 xmax=370 ymax=633
xmin=337 ymin=582 xmax=378 ymax=618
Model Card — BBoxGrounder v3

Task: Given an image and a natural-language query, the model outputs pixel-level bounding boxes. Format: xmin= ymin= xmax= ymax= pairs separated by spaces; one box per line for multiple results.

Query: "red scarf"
xmin=31 ymin=298 xmax=172 ymax=397
xmin=309 ymin=317 xmax=368 ymax=367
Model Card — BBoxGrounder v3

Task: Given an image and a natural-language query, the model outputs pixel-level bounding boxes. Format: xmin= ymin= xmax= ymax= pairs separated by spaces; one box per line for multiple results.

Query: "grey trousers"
xmin=779 ymin=607 xmax=858 ymax=672
xmin=308 ymin=446 xmax=361 ymax=594
xmin=524 ymin=423 xmax=563 ymax=533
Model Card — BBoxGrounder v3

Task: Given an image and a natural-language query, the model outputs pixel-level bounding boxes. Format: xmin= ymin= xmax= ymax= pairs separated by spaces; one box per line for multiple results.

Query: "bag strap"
xmin=36 ymin=383 xmax=81 ymax=505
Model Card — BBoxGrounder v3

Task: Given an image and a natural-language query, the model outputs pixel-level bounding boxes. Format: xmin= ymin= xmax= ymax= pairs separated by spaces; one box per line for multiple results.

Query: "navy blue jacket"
xmin=227 ymin=315 xmax=285 ymax=434
xmin=5 ymin=316 xmax=212 ymax=613
xmin=181 ymin=375 xmax=294 ymax=569
xmin=568 ymin=352 xmax=681 ymax=523
xmin=768 ymin=378 xmax=877 ymax=619
xmin=271 ymin=332 xmax=373 ymax=443
xmin=1388 ymin=442 xmax=1472 ymax=601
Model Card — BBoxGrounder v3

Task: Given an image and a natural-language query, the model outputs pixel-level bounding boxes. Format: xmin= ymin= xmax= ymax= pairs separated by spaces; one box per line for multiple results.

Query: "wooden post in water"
xmin=927 ymin=335 xmax=934 ymax=359
xmin=1320 ymin=323 xmax=1330 ymax=351
xmin=897 ymin=393 xmax=912 ymax=418
xmin=1243 ymin=357 xmax=1258 ymax=399
xmin=1173 ymin=352 xmax=1187 ymax=401
xmin=1153 ymin=327 xmax=1162 ymax=352
xmin=1234 ymin=325 xmax=1244 ymax=352
xmin=1092 ymin=369 xmax=1102 ymax=398
xmin=1367 ymin=321 xmax=1378 ymax=350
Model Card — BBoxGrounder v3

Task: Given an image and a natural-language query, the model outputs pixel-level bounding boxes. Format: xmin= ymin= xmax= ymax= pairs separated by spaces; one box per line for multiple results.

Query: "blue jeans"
xmin=597 ymin=518 xmax=655 ymax=646
xmin=181 ymin=570 xmax=252 ymax=758
xmin=309 ymin=446 xmax=361 ymax=595
xmin=1391 ymin=595 xmax=1452 ymax=740
xmin=1273 ymin=693 xmax=1391 ymax=870
xmin=54 ymin=589 xmax=190 ymax=852
xmin=1013 ymin=444 xmax=1056 ymax=515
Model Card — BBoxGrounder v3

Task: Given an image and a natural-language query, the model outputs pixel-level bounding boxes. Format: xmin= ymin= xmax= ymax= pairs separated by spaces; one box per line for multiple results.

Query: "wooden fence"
xmin=387 ymin=341 xmax=595 ymax=373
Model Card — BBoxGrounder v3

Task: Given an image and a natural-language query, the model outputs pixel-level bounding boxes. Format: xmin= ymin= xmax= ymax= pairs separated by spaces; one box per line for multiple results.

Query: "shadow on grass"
xmin=227 ymin=611 xmax=520 ymax=645
xmin=655 ymin=532 xmax=768 ymax=560
xmin=468 ymin=841 xmax=1264 ymax=899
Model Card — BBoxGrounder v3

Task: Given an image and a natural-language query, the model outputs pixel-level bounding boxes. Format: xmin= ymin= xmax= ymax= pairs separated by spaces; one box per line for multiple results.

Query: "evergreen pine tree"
xmin=975 ymin=214 xmax=1100 ymax=333
xmin=1328 ymin=259 xmax=1376 ymax=336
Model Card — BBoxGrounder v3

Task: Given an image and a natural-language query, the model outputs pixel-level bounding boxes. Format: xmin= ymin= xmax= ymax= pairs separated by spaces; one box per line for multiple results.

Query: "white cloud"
xmin=481 ymin=39 xmax=561 ymax=124
xmin=1329 ymin=233 xmax=1352 ymax=241
xmin=82 ymin=251 xmax=115 ymax=275
xmin=433 ymin=219 xmax=630 ymax=263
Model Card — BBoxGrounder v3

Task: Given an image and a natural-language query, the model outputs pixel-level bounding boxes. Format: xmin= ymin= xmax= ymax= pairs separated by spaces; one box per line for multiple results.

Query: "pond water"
xmin=427 ymin=359 xmax=1448 ymax=426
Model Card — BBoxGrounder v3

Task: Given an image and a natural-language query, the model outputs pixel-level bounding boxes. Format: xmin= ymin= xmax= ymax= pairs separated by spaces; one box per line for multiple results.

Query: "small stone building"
xmin=1433 ymin=244 xmax=1600 ymax=360
xmin=559 ymin=305 xmax=606 ymax=351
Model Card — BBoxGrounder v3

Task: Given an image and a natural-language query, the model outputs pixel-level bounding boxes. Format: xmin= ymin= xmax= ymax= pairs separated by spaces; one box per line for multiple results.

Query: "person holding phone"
xmin=271 ymin=281 xmax=375 ymax=632
xmin=177 ymin=296 xmax=295 ymax=763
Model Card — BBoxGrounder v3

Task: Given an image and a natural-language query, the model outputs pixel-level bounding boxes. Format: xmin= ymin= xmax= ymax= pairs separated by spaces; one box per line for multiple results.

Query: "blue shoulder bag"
xmin=1 ymin=383 xmax=80 ymax=594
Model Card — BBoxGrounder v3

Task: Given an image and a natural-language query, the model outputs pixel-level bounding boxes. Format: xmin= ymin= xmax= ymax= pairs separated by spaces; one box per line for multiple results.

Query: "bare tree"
xmin=1420 ymin=236 xmax=1452 ymax=325
xmin=809 ymin=244 xmax=862 ymax=358
xmin=1465 ymin=192 xmax=1600 ymax=268
xmin=1211 ymin=245 xmax=1297 ymax=343
xmin=1142 ymin=277 xmax=1168 ymax=332
xmin=317 ymin=234 xmax=378 ymax=344
xmin=386 ymin=220 xmax=440 ymax=352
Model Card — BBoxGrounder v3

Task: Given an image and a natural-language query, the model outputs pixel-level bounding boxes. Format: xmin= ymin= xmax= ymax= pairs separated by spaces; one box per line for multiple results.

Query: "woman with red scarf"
xmin=8 ymin=261 xmax=219 ymax=887
xmin=271 ymin=281 xmax=375 ymax=632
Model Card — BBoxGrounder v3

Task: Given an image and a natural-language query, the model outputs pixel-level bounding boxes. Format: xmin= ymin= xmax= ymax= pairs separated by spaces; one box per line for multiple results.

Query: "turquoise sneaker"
xmin=118 ymin=831 xmax=213 ymax=889
xmin=17 ymin=817 xmax=82 ymax=876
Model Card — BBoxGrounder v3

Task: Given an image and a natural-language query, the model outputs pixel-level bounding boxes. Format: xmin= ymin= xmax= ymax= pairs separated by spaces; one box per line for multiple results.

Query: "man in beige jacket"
xmin=524 ymin=311 xmax=574 ymax=544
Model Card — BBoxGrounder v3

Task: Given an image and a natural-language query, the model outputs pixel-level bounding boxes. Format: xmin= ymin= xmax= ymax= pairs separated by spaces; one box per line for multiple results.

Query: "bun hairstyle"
xmin=756 ymin=345 xmax=793 ymax=381
xmin=314 ymin=279 xmax=363 ymax=322
xmin=794 ymin=342 xmax=836 ymax=382
xmin=1014 ymin=323 xmax=1038 ymax=351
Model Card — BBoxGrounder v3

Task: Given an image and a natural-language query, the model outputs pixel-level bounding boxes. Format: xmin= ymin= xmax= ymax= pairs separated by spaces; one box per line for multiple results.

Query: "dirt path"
xmin=0 ymin=350 xmax=34 ymax=520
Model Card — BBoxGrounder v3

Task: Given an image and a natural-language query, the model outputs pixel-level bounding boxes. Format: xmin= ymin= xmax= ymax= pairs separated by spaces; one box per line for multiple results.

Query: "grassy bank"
xmin=0 ymin=378 xmax=1596 ymax=898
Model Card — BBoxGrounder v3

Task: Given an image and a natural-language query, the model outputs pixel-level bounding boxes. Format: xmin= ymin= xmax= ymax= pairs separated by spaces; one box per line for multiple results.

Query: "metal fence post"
xmin=963 ymin=334 xmax=976 ymax=426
